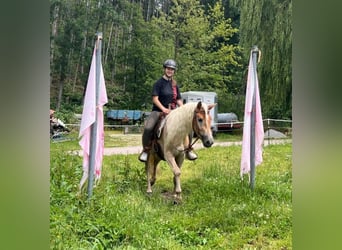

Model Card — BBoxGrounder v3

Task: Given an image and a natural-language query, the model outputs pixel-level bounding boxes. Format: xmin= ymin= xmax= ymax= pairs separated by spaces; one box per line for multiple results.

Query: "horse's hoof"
xmin=173 ymin=198 xmax=182 ymax=205
xmin=173 ymin=193 xmax=182 ymax=205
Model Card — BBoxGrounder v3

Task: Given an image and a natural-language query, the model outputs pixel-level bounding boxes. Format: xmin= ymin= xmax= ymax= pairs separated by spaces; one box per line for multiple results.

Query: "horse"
xmin=145 ymin=101 xmax=216 ymax=202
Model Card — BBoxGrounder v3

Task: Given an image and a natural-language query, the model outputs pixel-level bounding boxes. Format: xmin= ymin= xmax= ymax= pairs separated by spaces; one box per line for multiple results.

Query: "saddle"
xmin=156 ymin=115 xmax=167 ymax=139
xmin=151 ymin=113 xmax=167 ymax=160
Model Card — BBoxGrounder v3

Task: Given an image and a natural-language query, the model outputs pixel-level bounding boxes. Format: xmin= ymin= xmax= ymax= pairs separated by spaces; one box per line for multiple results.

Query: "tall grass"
xmin=50 ymin=137 xmax=291 ymax=249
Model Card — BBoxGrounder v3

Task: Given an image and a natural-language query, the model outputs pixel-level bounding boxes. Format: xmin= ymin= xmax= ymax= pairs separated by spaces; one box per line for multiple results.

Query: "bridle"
xmin=180 ymin=109 xmax=204 ymax=153
xmin=191 ymin=110 xmax=201 ymax=142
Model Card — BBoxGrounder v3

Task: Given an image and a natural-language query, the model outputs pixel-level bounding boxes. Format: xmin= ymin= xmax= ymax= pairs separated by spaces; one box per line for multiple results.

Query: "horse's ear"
xmin=196 ymin=101 xmax=202 ymax=109
xmin=208 ymin=103 xmax=217 ymax=111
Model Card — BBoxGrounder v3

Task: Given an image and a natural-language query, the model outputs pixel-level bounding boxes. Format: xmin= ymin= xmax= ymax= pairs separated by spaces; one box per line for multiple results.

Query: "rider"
xmin=138 ymin=59 xmax=198 ymax=162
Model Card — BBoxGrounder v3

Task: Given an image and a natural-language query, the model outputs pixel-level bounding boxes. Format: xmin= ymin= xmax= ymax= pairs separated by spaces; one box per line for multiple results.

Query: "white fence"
xmin=65 ymin=118 xmax=292 ymax=136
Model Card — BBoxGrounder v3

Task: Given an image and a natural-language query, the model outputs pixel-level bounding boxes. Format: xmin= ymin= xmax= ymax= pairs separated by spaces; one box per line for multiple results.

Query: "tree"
xmin=231 ymin=0 xmax=292 ymax=119
xmin=49 ymin=0 xmax=292 ymax=122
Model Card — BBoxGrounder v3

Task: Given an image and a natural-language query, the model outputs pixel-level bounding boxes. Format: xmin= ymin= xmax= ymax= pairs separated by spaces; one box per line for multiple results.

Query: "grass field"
xmin=50 ymin=131 xmax=292 ymax=249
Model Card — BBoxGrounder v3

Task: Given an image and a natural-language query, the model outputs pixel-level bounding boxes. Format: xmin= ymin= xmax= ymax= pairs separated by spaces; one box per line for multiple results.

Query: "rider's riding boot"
xmin=139 ymin=151 xmax=148 ymax=162
xmin=186 ymin=150 xmax=198 ymax=161
xmin=139 ymin=147 xmax=150 ymax=162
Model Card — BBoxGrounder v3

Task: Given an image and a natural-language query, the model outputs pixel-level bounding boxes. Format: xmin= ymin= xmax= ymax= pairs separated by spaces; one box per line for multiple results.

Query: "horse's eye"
xmin=198 ymin=118 xmax=203 ymax=123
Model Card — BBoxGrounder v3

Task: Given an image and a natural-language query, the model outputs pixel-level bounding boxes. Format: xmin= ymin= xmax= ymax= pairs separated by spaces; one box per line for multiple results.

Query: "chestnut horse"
xmin=145 ymin=101 xmax=215 ymax=201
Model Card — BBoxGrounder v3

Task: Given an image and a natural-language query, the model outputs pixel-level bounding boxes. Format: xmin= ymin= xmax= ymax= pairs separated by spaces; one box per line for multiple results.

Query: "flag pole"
xmin=250 ymin=45 xmax=259 ymax=190
xmin=87 ymin=32 xmax=103 ymax=199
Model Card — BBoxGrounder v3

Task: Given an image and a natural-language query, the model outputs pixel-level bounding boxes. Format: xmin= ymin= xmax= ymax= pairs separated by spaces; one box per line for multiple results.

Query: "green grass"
xmin=50 ymin=132 xmax=292 ymax=249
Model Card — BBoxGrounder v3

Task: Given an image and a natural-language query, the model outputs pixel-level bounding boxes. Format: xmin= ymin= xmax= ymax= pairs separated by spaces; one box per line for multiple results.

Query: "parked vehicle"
xmin=106 ymin=109 xmax=145 ymax=125
xmin=217 ymin=112 xmax=242 ymax=132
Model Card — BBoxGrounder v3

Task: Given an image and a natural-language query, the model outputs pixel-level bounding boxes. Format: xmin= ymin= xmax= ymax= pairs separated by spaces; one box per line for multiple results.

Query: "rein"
xmin=177 ymin=110 xmax=200 ymax=153
xmin=187 ymin=137 xmax=199 ymax=151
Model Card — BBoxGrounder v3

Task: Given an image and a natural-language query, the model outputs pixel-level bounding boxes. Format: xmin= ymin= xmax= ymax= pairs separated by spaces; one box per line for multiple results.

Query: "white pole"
xmin=87 ymin=32 xmax=102 ymax=199
xmin=250 ymin=45 xmax=259 ymax=190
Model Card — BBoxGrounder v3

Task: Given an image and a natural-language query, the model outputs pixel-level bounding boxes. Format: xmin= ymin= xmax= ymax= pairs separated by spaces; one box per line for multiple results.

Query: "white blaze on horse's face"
xmin=194 ymin=102 xmax=215 ymax=147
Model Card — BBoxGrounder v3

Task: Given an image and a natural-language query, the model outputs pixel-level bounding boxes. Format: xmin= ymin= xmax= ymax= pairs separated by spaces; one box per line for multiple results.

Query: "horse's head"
xmin=193 ymin=101 xmax=216 ymax=147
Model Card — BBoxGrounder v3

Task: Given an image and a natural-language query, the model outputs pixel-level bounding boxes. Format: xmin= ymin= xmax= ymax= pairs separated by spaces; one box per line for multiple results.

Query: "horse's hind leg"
xmin=145 ymin=153 xmax=159 ymax=194
xmin=151 ymin=160 xmax=158 ymax=186
xmin=145 ymin=161 xmax=153 ymax=194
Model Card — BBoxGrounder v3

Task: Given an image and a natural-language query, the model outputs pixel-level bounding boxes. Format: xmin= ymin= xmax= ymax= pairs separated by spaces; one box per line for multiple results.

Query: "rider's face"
xmin=164 ymin=67 xmax=175 ymax=78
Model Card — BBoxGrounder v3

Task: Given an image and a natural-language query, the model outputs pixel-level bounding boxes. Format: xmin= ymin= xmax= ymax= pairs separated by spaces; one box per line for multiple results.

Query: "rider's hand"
xmin=162 ymin=108 xmax=170 ymax=115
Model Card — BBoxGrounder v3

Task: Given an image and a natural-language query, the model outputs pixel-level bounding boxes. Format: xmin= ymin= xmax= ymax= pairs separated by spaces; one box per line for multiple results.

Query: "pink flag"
xmin=79 ymin=46 xmax=108 ymax=190
xmin=240 ymin=52 xmax=264 ymax=178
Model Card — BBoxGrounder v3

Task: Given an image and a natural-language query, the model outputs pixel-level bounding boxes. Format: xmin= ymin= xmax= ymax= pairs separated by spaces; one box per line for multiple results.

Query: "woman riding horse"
xmin=139 ymin=59 xmax=197 ymax=162
xmin=145 ymin=101 xmax=215 ymax=201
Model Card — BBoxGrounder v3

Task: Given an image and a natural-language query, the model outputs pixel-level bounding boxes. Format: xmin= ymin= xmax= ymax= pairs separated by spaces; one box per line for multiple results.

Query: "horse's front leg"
xmin=165 ymin=153 xmax=183 ymax=198
xmin=174 ymin=154 xmax=185 ymax=202
xmin=173 ymin=175 xmax=182 ymax=202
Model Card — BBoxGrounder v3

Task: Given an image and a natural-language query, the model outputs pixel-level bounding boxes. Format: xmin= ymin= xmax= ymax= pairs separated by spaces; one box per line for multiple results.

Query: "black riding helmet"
xmin=163 ymin=59 xmax=177 ymax=70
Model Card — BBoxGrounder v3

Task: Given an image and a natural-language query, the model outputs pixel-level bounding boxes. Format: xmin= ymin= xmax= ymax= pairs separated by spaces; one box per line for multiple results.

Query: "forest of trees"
xmin=50 ymin=0 xmax=292 ymax=120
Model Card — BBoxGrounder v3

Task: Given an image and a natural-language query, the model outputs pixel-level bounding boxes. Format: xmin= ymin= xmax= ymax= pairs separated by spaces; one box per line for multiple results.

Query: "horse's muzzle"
xmin=202 ymin=135 xmax=214 ymax=147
